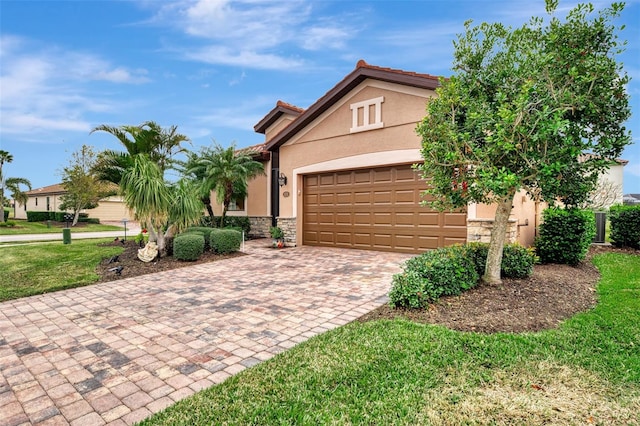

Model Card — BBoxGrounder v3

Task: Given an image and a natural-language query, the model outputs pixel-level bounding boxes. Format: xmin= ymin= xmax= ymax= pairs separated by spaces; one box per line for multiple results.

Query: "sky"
xmin=1 ymin=0 xmax=639 ymax=194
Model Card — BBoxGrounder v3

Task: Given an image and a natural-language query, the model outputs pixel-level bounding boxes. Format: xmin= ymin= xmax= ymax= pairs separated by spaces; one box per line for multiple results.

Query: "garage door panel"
xmin=394 ymin=189 xmax=416 ymax=204
xmin=418 ymin=212 xmax=440 ymax=226
xmin=373 ymin=169 xmax=392 ymax=183
xmin=303 ymin=164 xmax=467 ymax=253
xmin=444 ymin=212 xmax=468 ymax=226
xmin=354 ymin=170 xmax=371 ymax=183
xmin=373 ymin=191 xmax=392 ymax=204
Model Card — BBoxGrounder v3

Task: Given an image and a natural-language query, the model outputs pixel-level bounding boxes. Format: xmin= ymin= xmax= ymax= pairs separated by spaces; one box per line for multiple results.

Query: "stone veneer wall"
xmin=248 ymin=216 xmax=272 ymax=238
xmin=467 ymin=218 xmax=518 ymax=244
xmin=276 ymin=217 xmax=297 ymax=246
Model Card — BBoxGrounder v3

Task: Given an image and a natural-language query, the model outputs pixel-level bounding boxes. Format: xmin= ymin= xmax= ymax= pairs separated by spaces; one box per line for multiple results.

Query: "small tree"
xmin=60 ymin=145 xmax=114 ymax=226
xmin=416 ymin=0 xmax=631 ymax=284
xmin=0 ymin=150 xmax=32 ymax=222
xmin=120 ymin=155 xmax=203 ymax=256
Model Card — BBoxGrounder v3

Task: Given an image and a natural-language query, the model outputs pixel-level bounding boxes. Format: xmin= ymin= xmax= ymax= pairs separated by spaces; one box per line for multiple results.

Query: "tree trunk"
xmin=72 ymin=209 xmax=80 ymax=227
xmin=482 ymin=195 xmax=515 ymax=285
xmin=0 ymin=191 xmax=5 ymax=223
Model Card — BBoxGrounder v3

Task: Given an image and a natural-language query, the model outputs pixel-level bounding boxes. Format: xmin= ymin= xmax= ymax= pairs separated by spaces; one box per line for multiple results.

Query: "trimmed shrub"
xmin=185 ymin=227 xmax=215 ymax=251
xmin=0 ymin=220 xmax=16 ymax=228
xmin=535 ymin=208 xmax=596 ymax=265
xmin=3 ymin=209 xmax=9 ymax=221
xmin=27 ymin=211 xmax=52 ymax=222
xmin=173 ymin=233 xmax=205 ymax=261
xmin=210 ymin=229 xmax=242 ymax=254
xmin=466 ymin=242 xmax=537 ymax=279
xmin=501 ymin=244 xmax=537 ymax=278
xmin=389 ymin=245 xmax=479 ymax=308
xmin=466 ymin=242 xmax=490 ymax=277
xmin=609 ymin=205 xmax=640 ymax=249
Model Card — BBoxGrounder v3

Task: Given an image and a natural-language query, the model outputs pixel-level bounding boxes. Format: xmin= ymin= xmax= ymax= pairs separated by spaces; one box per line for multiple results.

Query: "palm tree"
xmin=180 ymin=150 xmax=216 ymax=220
xmin=120 ymin=155 xmax=202 ymax=256
xmin=186 ymin=143 xmax=265 ymax=225
xmin=91 ymin=121 xmax=189 ymax=184
xmin=0 ymin=150 xmax=31 ymax=222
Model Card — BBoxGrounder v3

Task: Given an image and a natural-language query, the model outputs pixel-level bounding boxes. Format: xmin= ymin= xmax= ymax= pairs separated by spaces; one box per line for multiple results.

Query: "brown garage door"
xmin=303 ymin=164 xmax=467 ymax=253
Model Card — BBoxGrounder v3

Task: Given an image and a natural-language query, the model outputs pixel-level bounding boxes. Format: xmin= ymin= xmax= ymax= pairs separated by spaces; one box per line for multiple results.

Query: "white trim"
xmin=291 ymin=149 xmax=422 ymax=216
xmin=350 ymin=96 xmax=384 ymax=133
xmin=467 ymin=203 xmax=477 ymax=220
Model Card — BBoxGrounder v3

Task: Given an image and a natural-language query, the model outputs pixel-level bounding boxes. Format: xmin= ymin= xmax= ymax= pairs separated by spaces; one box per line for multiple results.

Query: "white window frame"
xmin=349 ymin=96 xmax=384 ymax=133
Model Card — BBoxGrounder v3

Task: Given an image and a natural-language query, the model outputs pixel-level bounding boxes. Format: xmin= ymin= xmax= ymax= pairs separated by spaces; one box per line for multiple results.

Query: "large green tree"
xmin=120 ymin=155 xmax=203 ymax=256
xmin=416 ymin=0 xmax=631 ymax=284
xmin=59 ymin=145 xmax=114 ymax=226
xmin=185 ymin=143 xmax=264 ymax=224
xmin=0 ymin=150 xmax=32 ymax=222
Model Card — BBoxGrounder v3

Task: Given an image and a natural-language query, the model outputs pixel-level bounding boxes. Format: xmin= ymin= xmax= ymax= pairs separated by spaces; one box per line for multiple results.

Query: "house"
xmin=218 ymin=60 xmax=624 ymax=254
xmin=14 ymin=183 xmax=134 ymax=222
xmin=624 ymin=194 xmax=640 ymax=205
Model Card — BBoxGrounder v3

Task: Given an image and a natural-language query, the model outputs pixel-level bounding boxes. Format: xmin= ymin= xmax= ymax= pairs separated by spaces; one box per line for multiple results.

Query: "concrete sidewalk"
xmin=0 ymin=226 xmax=141 ymax=245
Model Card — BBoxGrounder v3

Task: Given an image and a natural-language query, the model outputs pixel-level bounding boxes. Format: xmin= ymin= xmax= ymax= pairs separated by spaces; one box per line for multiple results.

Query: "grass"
xmin=0 ymin=219 xmax=123 ymax=235
xmin=140 ymin=252 xmax=640 ymax=425
xmin=0 ymin=239 xmax=123 ymax=302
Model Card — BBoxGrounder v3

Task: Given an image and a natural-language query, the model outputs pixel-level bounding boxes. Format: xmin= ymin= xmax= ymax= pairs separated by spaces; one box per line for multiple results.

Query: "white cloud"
xmin=151 ymin=0 xmax=357 ymax=70
xmin=0 ymin=36 xmax=149 ymax=140
xmin=185 ymin=46 xmax=304 ymax=70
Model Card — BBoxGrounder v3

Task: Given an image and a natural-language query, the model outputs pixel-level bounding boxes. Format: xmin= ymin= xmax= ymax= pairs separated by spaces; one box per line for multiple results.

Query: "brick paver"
xmin=0 ymin=240 xmax=409 ymax=424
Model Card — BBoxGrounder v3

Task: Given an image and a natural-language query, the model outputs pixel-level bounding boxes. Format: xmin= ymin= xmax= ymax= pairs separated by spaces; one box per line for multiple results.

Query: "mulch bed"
xmin=96 ymin=239 xmax=244 ymax=282
xmin=357 ymin=245 xmax=639 ymax=334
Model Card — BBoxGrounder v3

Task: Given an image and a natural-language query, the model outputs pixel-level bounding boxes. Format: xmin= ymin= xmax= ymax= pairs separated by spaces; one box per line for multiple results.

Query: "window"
xmin=228 ymin=197 xmax=245 ymax=211
xmin=46 ymin=197 xmax=50 ymax=211
xmin=350 ymin=96 xmax=384 ymax=133
xmin=35 ymin=198 xmax=38 ymax=206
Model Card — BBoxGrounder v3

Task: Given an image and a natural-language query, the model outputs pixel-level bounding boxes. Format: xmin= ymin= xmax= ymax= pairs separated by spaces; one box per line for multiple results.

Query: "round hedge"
xmin=210 ymin=229 xmax=242 ymax=254
xmin=173 ymin=233 xmax=205 ymax=261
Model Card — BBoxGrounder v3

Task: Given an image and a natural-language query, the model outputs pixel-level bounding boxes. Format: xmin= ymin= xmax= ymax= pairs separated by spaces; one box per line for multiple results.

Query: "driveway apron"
xmin=0 ymin=240 xmax=410 ymax=425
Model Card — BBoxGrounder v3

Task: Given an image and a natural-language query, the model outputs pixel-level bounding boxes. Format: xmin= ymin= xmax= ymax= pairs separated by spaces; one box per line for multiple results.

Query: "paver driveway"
xmin=0 ymin=240 xmax=410 ymax=425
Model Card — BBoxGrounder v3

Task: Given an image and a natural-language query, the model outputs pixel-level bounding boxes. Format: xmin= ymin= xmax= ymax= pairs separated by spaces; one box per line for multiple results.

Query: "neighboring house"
xmin=14 ymin=183 xmax=134 ymax=222
xmin=623 ymin=194 xmax=640 ymax=205
xmin=213 ymin=60 xmax=625 ymax=254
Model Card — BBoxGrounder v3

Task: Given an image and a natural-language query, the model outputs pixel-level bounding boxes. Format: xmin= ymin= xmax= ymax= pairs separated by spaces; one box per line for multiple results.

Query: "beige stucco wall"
xmin=15 ymin=193 xmax=66 ymax=219
xmin=87 ymin=196 xmax=134 ymax=222
xmin=265 ymin=116 xmax=297 ymax=141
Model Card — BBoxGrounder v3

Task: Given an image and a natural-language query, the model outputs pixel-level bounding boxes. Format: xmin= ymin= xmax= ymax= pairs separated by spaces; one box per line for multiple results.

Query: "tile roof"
xmin=25 ymin=183 xmax=66 ymax=195
xmin=236 ymin=143 xmax=269 ymax=161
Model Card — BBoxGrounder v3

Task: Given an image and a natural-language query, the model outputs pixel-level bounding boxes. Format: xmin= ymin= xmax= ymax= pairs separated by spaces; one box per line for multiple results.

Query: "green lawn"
xmin=140 ymin=252 xmax=640 ymax=425
xmin=0 ymin=239 xmax=123 ymax=301
xmin=0 ymin=220 xmax=123 ymax=235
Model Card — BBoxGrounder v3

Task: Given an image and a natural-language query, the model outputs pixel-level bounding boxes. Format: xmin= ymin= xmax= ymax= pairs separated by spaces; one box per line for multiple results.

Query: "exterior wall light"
xmin=278 ymin=172 xmax=287 ymax=187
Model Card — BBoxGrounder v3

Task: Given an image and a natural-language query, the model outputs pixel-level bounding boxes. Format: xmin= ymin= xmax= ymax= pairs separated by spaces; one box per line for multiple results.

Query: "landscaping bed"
xmin=96 ymin=239 xmax=243 ymax=282
xmin=358 ymin=245 xmax=637 ymax=333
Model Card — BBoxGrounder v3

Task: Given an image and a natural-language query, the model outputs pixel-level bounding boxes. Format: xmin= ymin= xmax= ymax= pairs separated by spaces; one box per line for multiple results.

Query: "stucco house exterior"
xmin=14 ymin=183 xmax=134 ymax=222
xmin=213 ymin=60 xmax=626 ymax=254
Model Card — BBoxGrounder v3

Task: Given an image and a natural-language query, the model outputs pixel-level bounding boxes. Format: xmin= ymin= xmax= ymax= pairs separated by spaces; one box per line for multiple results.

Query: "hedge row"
xmin=25 ymin=211 xmax=94 ymax=223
